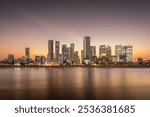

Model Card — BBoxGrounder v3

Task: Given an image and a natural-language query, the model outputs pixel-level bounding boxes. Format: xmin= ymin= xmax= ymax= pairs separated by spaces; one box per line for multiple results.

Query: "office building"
xmin=99 ymin=45 xmax=106 ymax=57
xmin=83 ymin=36 xmax=91 ymax=59
xmin=62 ymin=44 xmax=67 ymax=55
xmin=70 ymin=43 xmax=74 ymax=60
xmin=81 ymin=50 xmax=84 ymax=63
xmin=99 ymin=45 xmax=112 ymax=58
xmin=55 ymin=41 xmax=60 ymax=59
xmin=106 ymin=45 xmax=111 ymax=58
xmin=48 ymin=40 xmax=54 ymax=61
xmin=66 ymin=47 xmax=71 ymax=59
xmin=7 ymin=54 xmax=14 ymax=64
xmin=123 ymin=45 xmax=133 ymax=62
xmin=74 ymin=51 xmax=80 ymax=65
xmin=62 ymin=44 xmax=67 ymax=62
xmin=115 ymin=45 xmax=123 ymax=62
xmin=25 ymin=47 xmax=30 ymax=59
xmin=90 ymin=46 xmax=96 ymax=57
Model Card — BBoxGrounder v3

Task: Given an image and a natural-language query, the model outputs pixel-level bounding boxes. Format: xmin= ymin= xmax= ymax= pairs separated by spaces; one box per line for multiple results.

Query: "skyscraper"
xmin=48 ymin=40 xmax=54 ymax=62
xmin=62 ymin=44 xmax=67 ymax=55
xmin=90 ymin=46 xmax=96 ymax=57
xmin=25 ymin=47 xmax=30 ymax=59
xmin=115 ymin=45 xmax=123 ymax=62
xmin=83 ymin=36 xmax=91 ymax=59
xmin=81 ymin=50 xmax=84 ymax=63
xmin=70 ymin=43 xmax=74 ymax=60
xmin=99 ymin=45 xmax=111 ymax=58
xmin=106 ymin=45 xmax=111 ymax=58
xmin=55 ymin=41 xmax=60 ymax=59
xmin=62 ymin=44 xmax=67 ymax=62
xmin=123 ymin=45 xmax=133 ymax=62
xmin=66 ymin=47 xmax=71 ymax=59
xmin=74 ymin=51 xmax=80 ymax=65
xmin=7 ymin=54 xmax=14 ymax=64
xmin=99 ymin=45 xmax=106 ymax=57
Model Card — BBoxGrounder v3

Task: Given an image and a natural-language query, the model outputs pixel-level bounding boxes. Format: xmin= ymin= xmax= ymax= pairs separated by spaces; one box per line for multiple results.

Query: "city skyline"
xmin=0 ymin=35 xmax=145 ymax=62
xmin=0 ymin=0 xmax=150 ymax=61
xmin=0 ymin=36 xmax=133 ymax=63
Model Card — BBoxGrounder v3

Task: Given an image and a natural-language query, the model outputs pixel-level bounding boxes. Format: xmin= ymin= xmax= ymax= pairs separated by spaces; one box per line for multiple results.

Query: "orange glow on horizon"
xmin=0 ymin=49 xmax=150 ymax=62
xmin=134 ymin=52 xmax=150 ymax=61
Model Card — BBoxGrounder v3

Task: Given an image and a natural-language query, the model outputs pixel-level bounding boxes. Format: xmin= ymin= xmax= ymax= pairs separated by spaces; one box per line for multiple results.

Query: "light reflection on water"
xmin=0 ymin=68 xmax=150 ymax=99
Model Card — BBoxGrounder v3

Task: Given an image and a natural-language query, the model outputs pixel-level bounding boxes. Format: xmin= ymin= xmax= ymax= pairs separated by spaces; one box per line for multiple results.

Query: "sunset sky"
xmin=0 ymin=0 xmax=150 ymax=61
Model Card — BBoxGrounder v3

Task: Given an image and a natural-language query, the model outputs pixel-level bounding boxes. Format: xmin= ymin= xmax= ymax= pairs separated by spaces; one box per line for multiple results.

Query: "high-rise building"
xmin=48 ymin=40 xmax=54 ymax=61
xmin=99 ymin=45 xmax=106 ymax=57
xmin=7 ymin=54 xmax=14 ymax=64
xmin=70 ymin=43 xmax=74 ymax=60
xmin=115 ymin=45 xmax=123 ymax=62
xmin=90 ymin=46 xmax=96 ymax=57
xmin=66 ymin=47 xmax=71 ymax=59
xmin=123 ymin=45 xmax=133 ymax=62
xmin=62 ymin=44 xmax=67 ymax=62
xmin=25 ymin=47 xmax=30 ymax=59
xmin=62 ymin=44 xmax=67 ymax=55
xmin=81 ymin=50 xmax=84 ymax=63
xmin=83 ymin=36 xmax=91 ymax=59
xmin=74 ymin=51 xmax=79 ymax=60
xmin=106 ymin=45 xmax=111 ymax=58
xmin=74 ymin=51 xmax=80 ymax=65
xmin=99 ymin=45 xmax=111 ymax=59
xmin=55 ymin=41 xmax=60 ymax=59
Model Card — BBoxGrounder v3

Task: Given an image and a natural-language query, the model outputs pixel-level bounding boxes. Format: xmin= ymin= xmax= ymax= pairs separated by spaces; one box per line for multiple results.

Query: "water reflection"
xmin=0 ymin=68 xmax=150 ymax=99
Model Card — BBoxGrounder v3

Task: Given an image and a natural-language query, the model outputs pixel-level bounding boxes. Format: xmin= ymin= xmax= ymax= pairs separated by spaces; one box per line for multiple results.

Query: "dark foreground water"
xmin=0 ymin=67 xmax=150 ymax=100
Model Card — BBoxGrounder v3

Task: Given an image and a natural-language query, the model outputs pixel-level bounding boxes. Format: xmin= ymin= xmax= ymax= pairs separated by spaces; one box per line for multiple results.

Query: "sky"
xmin=0 ymin=0 xmax=150 ymax=61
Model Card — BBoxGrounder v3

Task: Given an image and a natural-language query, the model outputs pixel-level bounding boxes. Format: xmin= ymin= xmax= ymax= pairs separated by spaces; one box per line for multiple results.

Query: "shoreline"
xmin=0 ymin=65 xmax=150 ymax=68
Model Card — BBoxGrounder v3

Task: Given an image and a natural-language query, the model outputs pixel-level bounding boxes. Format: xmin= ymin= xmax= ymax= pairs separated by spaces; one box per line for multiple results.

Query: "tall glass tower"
xmin=48 ymin=40 xmax=54 ymax=62
xmin=83 ymin=36 xmax=91 ymax=59
xmin=25 ymin=47 xmax=30 ymax=59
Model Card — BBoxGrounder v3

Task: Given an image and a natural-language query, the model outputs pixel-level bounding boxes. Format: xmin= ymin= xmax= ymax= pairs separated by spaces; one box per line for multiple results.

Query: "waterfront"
xmin=0 ymin=67 xmax=150 ymax=100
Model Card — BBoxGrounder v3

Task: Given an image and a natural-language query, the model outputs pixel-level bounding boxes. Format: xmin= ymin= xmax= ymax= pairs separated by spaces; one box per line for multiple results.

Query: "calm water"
xmin=0 ymin=67 xmax=150 ymax=100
